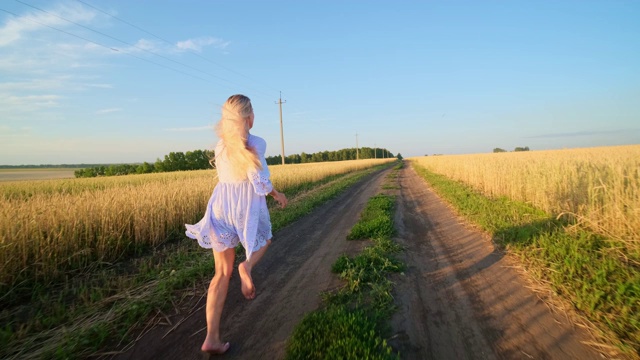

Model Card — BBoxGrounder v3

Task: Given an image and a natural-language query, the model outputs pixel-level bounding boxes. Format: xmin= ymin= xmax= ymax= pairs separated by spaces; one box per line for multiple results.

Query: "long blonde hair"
xmin=214 ymin=94 xmax=262 ymax=179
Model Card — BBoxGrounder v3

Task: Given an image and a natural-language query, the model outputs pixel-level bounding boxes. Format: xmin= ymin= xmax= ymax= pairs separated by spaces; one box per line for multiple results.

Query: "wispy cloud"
xmin=176 ymin=36 xmax=229 ymax=52
xmin=1 ymin=4 xmax=230 ymax=73
xmin=111 ymin=35 xmax=229 ymax=57
xmin=86 ymin=83 xmax=113 ymax=89
xmin=0 ymin=3 xmax=97 ymax=46
xmin=0 ymin=2 xmax=230 ymax=133
xmin=0 ymin=3 xmax=109 ymax=79
xmin=127 ymin=38 xmax=159 ymax=52
xmin=525 ymin=129 xmax=638 ymax=139
xmin=96 ymin=108 xmax=122 ymax=115
xmin=0 ymin=77 xmax=68 ymax=92
xmin=0 ymin=78 xmax=113 ymax=95
xmin=164 ymin=125 xmax=212 ymax=132
xmin=0 ymin=94 xmax=61 ymax=122
xmin=4 ymin=94 xmax=61 ymax=108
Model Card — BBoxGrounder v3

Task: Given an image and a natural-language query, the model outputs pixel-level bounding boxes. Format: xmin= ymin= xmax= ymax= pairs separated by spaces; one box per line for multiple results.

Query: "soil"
xmin=112 ymin=164 xmax=608 ymax=360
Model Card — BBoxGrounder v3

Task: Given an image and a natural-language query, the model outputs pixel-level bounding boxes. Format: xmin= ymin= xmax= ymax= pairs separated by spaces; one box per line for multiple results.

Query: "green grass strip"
xmin=286 ymin=193 xmax=403 ymax=360
xmin=285 ymin=306 xmax=396 ymax=360
xmin=412 ymin=162 xmax=640 ymax=356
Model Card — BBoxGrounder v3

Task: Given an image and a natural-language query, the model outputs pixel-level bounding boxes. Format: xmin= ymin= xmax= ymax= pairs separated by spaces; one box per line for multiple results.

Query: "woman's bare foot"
xmin=238 ymin=261 xmax=255 ymax=299
xmin=201 ymin=341 xmax=230 ymax=355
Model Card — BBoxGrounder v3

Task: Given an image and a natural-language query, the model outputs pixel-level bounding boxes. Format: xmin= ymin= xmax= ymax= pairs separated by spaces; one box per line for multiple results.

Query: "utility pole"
xmin=276 ymin=92 xmax=286 ymax=165
xmin=374 ymin=143 xmax=377 ymax=159
xmin=356 ymin=133 xmax=359 ymax=160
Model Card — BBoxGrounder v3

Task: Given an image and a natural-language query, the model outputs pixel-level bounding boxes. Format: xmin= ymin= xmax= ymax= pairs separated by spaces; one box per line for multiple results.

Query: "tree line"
xmin=74 ymin=150 xmax=213 ymax=178
xmin=265 ymin=147 xmax=396 ymax=165
xmin=493 ymin=146 xmax=530 ymax=153
xmin=74 ymin=147 xmax=397 ymax=178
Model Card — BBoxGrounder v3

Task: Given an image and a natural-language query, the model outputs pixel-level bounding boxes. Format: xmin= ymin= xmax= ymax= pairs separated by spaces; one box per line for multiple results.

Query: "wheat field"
xmin=0 ymin=159 xmax=393 ymax=292
xmin=410 ymin=145 xmax=640 ymax=253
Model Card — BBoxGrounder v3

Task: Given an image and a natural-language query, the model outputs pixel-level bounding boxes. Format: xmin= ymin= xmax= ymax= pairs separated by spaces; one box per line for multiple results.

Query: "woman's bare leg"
xmin=238 ymin=239 xmax=271 ymax=300
xmin=201 ymin=247 xmax=235 ymax=354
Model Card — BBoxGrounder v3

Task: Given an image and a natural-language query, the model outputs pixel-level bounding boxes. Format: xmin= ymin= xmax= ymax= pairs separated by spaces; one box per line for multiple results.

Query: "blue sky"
xmin=1 ymin=1 xmax=639 ymax=165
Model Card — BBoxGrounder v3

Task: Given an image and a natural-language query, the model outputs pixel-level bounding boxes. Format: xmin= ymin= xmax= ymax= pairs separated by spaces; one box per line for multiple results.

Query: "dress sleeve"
xmin=248 ymin=166 xmax=273 ymax=196
xmin=247 ymin=136 xmax=274 ymax=196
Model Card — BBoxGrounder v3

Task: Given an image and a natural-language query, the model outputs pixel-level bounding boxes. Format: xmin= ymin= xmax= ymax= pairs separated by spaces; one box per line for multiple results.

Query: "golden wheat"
xmin=410 ymin=145 xmax=640 ymax=252
xmin=0 ymin=159 xmax=392 ymax=290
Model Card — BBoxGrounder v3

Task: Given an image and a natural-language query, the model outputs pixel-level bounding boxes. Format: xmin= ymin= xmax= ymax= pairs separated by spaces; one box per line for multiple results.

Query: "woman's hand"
xmin=270 ymin=190 xmax=288 ymax=208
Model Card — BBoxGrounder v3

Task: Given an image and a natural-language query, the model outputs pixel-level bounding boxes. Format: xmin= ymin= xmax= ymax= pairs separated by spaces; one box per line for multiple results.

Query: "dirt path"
xmin=388 ymin=165 xmax=605 ymax=360
xmin=114 ymin=164 xmax=607 ymax=360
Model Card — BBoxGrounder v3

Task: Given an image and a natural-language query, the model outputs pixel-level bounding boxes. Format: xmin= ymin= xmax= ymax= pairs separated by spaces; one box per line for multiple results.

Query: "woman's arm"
xmin=269 ymin=188 xmax=288 ymax=208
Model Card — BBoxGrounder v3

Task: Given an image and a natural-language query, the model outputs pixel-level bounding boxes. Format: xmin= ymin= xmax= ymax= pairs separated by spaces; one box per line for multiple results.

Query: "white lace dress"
xmin=185 ymin=134 xmax=273 ymax=261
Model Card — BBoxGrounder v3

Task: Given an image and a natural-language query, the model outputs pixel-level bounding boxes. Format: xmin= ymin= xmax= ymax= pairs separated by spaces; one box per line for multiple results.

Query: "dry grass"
xmin=0 ymin=159 xmax=393 ymax=293
xmin=410 ymin=145 xmax=640 ymax=254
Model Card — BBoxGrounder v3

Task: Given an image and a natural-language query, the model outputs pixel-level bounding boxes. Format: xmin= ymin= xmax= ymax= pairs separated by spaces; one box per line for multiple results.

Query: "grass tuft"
xmin=347 ymin=195 xmax=396 ymax=240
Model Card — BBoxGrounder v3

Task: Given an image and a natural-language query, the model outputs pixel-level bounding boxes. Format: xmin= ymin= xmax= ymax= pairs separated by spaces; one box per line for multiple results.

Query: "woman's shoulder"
xmin=248 ymin=134 xmax=267 ymax=152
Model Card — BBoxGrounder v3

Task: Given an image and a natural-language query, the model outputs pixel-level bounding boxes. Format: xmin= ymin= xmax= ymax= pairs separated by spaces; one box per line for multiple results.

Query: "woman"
xmin=185 ymin=94 xmax=287 ymax=355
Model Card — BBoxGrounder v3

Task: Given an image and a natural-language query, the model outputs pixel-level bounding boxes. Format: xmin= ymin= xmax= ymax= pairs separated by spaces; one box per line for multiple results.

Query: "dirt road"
xmin=114 ymin=164 xmax=606 ymax=360
xmin=388 ymin=165 xmax=605 ymax=360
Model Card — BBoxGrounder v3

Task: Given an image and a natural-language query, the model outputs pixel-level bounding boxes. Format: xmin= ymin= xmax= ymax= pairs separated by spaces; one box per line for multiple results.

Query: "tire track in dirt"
xmin=388 ymin=164 xmax=605 ymax=359
xmin=113 ymin=167 xmax=391 ymax=360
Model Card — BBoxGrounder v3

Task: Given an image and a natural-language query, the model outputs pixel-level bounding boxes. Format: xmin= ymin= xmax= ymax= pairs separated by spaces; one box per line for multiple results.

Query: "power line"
xmin=13 ymin=0 xmax=274 ymax=99
xmin=74 ymin=0 xmax=279 ymax=97
xmin=0 ymin=7 xmax=224 ymax=100
xmin=14 ymin=1 xmax=228 ymax=85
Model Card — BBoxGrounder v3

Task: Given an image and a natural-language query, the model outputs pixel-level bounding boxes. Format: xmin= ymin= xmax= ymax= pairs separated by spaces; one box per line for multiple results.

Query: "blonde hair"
xmin=214 ymin=94 xmax=262 ymax=179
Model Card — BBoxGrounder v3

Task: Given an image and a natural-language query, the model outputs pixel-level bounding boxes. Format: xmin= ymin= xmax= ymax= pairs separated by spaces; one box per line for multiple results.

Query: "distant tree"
xmin=75 ymin=168 xmax=97 ymax=178
xmin=154 ymin=159 xmax=165 ymax=172
xmin=137 ymin=162 xmax=155 ymax=174
xmin=514 ymin=146 xmax=530 ymax=152
xmin=266 ymin=155 xmax=282 ymax=165
xmin=493 ymin=148 xmax=507 ymax=153
xmin=104 ymin=165 xmax=115 ymax=176
xmin=360 ymin=147 xmax=372 ymax=159
xmin=185 ymin=150 xmax=210 ymax=170
xmin=396 ymin=153 xmax=403 ymax=160
xmin=164 ymin=152 xmax=188 ymax=171
xmin=286 ymin=154 xmax=301 ymax=164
